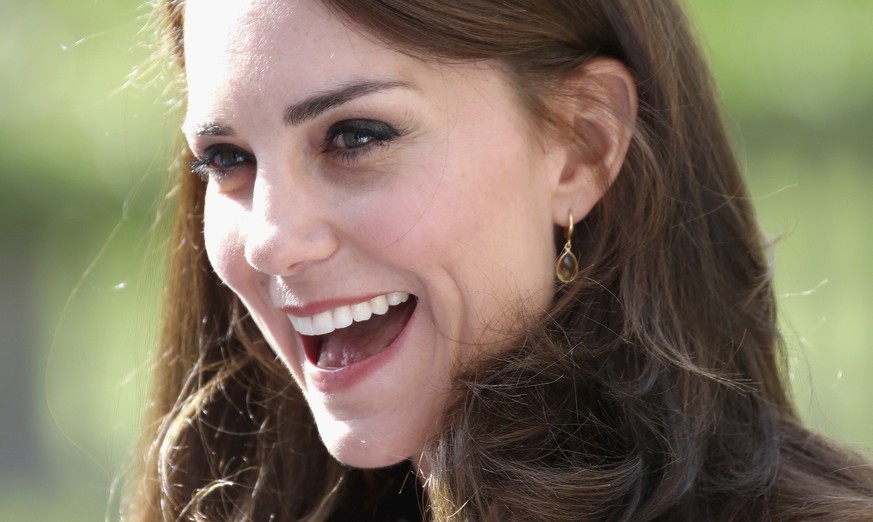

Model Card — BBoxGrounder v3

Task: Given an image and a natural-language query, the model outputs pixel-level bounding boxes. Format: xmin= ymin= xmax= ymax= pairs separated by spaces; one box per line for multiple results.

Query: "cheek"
xmin=353 ymin=144 xmax=554 ymax=347
xmin=203 ymin=192 xmax=249 ymax=287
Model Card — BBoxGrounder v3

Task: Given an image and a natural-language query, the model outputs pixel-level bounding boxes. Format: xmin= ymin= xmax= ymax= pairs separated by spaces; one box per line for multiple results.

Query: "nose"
xmin=243 ymin=172 xmax=338 ymax=276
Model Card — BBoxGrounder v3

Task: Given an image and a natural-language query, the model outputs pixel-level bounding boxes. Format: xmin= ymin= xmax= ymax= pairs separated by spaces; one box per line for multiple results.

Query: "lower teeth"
xmin=313 ymin=298 xmax=415 ymax=369
xmin=318 ymin=345 xmax=360 ymax=368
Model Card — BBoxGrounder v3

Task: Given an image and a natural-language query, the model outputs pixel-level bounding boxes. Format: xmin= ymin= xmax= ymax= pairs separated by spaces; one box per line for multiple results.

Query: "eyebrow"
xmin=283 ymin=79 xmax=411 ymax=126
xmin=189 ymin=122 xmax=235 ymax=137
xmin=187 ymin=79 xmax=411 ymax=138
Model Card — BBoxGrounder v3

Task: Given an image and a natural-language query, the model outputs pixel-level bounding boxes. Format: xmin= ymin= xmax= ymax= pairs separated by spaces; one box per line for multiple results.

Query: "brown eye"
xmin=321 ymin=119 xmax=400 ymax=165
xmin=337 ymin=129 xmax=377 ymax=149
xmin=190 ymin=144 xmax=255 ymax=182
xmin=211 ymin=150 xmax=250 ymax=169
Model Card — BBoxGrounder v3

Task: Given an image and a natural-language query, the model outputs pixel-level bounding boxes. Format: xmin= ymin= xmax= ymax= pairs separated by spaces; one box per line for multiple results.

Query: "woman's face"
xmin=183 ymin=0 xmax=566 ymax=468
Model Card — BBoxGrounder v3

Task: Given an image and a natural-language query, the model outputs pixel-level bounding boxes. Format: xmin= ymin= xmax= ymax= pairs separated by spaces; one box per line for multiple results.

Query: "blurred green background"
xmin=1 ymin=1 xmax=871 ymax=520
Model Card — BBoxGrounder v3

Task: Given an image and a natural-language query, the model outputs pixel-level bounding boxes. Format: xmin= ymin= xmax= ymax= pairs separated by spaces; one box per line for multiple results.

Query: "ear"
xmin=549 ymin=57 xmax=637 ymax=227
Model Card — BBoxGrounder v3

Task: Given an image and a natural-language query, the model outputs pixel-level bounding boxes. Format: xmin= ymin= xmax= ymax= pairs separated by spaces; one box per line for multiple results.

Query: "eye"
xmin=190 ymin=144 xmax=255 ymax=182
xmin=321 ymin=119 xmax=401 ymax=165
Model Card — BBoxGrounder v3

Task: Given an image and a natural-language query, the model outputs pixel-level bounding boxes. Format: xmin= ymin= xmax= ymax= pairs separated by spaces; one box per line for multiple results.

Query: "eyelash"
xmin=190 ymin=144 xmax=254 ymax=183
xmin=190 ymin=119 xmax=401 ymax=182
xmin=320 ymin=119 xmax=401 ymax=165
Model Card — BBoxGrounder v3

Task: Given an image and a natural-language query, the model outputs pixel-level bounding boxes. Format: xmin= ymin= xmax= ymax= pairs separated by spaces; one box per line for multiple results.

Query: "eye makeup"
xmin=320 ymin=118 xmax=403 ymax=166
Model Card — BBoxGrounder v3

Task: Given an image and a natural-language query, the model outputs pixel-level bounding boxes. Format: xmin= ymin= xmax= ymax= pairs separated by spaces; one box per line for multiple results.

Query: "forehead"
xmin=183 ymin=0 xmax=294 ymax=77
xmin=180 ymin=0 xmax=536 ymax=142
xmin=183 ymin=0 xmax=414 ymax=113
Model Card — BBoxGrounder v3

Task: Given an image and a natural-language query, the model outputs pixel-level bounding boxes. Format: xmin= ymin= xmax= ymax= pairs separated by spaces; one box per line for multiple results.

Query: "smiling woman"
xmin=184 ymin=0 xmax=578 ymax=470
xmin=125 ymin=0 xmax=873 ymax=520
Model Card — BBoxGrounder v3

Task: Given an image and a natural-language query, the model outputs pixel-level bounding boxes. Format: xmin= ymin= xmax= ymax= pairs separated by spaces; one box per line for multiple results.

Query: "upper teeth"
xmin=288 ymin=291 xmax=410 ymax=336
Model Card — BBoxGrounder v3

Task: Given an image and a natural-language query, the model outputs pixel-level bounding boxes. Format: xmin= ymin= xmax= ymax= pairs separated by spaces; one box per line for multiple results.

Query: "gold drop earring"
xmin=556 ymin=210 xmax=579 ymax=283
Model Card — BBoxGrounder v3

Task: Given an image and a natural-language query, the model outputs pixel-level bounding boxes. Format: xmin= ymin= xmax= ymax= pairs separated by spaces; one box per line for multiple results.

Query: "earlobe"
xmin=550 ymin=57 xmax=638 ymax=225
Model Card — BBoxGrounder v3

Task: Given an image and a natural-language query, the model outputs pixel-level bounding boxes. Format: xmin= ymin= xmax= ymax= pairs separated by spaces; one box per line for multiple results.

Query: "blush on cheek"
xmin=203 ymin=198 xmax=249 ymax=287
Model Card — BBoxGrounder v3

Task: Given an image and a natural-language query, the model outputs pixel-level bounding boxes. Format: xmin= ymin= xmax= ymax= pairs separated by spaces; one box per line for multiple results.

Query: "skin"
xmin=182 ymin=0 xmax=635 ymax=470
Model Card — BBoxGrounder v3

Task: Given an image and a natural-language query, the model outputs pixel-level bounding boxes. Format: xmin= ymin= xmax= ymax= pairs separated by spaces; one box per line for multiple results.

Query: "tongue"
xmin=317 ymin=299 xmax=415 ymax=368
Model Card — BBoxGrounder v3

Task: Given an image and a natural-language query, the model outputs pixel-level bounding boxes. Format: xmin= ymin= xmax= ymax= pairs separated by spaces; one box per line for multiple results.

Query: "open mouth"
xmin=289 ymin=292 xmax=417 ymax=369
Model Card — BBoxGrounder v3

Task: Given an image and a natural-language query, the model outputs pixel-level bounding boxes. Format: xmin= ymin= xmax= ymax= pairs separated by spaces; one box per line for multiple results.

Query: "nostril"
xmin=244 ymin=221 xmax=339 ymax=277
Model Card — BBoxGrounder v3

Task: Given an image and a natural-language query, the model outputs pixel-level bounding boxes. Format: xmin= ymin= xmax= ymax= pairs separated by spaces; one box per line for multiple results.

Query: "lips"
xmin=287 ymin=292 xmax=416 ymax=369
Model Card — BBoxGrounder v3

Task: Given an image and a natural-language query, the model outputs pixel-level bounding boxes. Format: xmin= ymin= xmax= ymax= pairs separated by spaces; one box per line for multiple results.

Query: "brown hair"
xmin=126 ymin=1 xmax=873 ymax=520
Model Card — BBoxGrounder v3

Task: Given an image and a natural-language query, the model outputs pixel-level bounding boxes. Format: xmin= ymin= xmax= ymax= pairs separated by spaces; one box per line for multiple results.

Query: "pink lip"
xmin=299 ymin=300 xmax=418 ymax=393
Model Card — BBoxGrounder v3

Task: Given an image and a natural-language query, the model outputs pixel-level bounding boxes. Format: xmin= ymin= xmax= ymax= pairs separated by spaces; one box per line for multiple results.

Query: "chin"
xmin=318 ymin=423 xmax=416 ymax=469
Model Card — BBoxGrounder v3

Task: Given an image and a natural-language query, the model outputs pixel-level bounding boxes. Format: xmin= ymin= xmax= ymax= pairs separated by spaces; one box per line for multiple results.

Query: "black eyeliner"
xmin=189 ymin=144 xmax=254 ymax=182
xmin=321 ymin=119 xmax=402 ymax=153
